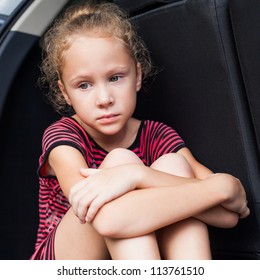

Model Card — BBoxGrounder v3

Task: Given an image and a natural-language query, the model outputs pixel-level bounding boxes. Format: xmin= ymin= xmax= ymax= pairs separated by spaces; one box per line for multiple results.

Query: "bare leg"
xmin=105 ymin=233 xmax=160 ymax=260
xmin=55 ymin=208 xmax=110 ymax=259
xmin=55 ymin=150 xmax=244 ymax=259
xmin=157 ymin=218 xmax=211 ymax=259
xmin=100 ymin=149 xmax=161 ymax=260
xmin=55 ymin=148 xmax=161 ymax=259
xmin=151 ymin=153 xmax=211 ymax=259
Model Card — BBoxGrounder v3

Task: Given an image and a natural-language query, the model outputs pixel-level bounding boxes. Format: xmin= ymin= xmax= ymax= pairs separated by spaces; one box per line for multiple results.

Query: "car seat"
xmin=115 ymin=0 xmax=260 ymax=259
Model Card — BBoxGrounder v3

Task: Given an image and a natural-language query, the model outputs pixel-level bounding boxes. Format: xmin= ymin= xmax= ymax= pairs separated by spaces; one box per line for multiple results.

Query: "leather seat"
xmin=115 ymin=0 xmax=260 ymax=259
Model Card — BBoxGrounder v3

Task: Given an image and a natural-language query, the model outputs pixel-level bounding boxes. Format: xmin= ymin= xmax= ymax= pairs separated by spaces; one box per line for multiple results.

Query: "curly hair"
xmin=39 ymin=1 xmax=153 ymax=115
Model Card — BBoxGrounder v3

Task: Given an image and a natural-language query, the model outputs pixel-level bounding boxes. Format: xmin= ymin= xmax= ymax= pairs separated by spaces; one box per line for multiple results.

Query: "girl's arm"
xmin=178 ymin=147 xmax=242 ymax=228
xmin=177 ymin=147 xmax=213 ymax=179
xmin=91 ymin=169 xmax=249 ymax=238
xmin=48 ymin=145 xmax=197 ymax=222
xmin=48 ymin=145 xmax=249 ymax=238
xmin=48 ymin=145 xmax=148 ymax=222
xmin=47 ymin=145 xmax=89 ymax=199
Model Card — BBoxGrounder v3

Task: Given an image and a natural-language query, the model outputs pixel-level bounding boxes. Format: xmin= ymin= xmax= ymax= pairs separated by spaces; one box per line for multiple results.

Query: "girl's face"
xmin=58 ymin=34 xmax=142 ymax=142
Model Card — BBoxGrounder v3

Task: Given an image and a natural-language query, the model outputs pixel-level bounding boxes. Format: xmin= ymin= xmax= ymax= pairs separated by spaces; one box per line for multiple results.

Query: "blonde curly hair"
xmin=39 ymin=1 xmax=153 ymax=115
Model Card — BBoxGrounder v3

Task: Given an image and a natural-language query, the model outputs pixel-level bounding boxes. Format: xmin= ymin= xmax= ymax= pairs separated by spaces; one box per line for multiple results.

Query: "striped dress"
xmin=31 ymin=117 xmax=185 ymax=259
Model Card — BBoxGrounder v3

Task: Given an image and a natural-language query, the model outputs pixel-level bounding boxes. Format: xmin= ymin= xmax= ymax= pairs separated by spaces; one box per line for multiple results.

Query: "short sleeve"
xmin=143 ymin=120 xmax=186 ymax=162
xmin=38 ymin=117 xmax=92 ymax=176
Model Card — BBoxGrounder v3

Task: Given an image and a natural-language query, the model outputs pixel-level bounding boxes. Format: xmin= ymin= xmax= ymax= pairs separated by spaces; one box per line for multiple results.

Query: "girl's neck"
xmin=72 ymin=115 xmax=141 ymax=152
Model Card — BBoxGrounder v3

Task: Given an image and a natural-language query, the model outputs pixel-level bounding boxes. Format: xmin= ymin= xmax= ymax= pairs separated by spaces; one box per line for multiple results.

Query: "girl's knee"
xmin=101 ymin=148 xmax=143 ymax=168
xmin=105 ymin=232 xmax=161 ymax=260
xmin=151 ymin=153 xmax=194 ymax=178
xmin=158 ymin=218 xmax=211 ymax=259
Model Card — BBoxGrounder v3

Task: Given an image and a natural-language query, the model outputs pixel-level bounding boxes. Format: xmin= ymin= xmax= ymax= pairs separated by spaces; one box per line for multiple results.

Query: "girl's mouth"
xmin=97 ymin=114 xmax=119 ymax=124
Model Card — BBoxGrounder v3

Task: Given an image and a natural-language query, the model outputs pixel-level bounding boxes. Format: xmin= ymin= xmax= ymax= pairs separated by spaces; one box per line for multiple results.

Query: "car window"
xmin=0 ymin=0 xmax=24 ymax=15
xmin=0 ymin=0 xmax=31 ymax=35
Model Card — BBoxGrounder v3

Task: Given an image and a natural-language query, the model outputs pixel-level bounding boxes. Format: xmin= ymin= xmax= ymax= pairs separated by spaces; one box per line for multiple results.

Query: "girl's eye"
xmin=109 ymin=75 xmax=121 ymax=82
xmin=79 ymin=82 xmax=91 ymax=90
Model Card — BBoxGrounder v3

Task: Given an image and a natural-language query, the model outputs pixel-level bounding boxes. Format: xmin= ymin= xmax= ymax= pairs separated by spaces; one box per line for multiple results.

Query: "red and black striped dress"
xmin=31 ymin=117 xmax=185 ymax=259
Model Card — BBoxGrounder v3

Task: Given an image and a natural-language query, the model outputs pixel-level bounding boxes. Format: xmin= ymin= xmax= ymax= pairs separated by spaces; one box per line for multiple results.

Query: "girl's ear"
xmin=58 ymin=80 xmax=72 ymax=105
xmin=136 ymin=62 xmax=142 ymax=92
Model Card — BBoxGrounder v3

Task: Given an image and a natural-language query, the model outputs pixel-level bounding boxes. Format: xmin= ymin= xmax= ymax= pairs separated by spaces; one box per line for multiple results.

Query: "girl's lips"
xmin=97 ymin=114 xmax=119 ymax=124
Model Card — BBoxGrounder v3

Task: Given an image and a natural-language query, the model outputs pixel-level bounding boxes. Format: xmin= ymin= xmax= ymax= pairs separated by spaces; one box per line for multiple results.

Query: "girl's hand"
xmin=69 ymin=164 xmax=139 ymax=223
xmin=212 ymin=174 xmax=250 ymax=219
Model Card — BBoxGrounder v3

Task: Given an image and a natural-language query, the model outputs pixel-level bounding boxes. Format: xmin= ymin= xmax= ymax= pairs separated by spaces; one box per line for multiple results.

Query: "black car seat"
xmin=230 ymin=0 xmax=260 ymax=156
xmin=115 ymin=0 xmax=260 ymax=259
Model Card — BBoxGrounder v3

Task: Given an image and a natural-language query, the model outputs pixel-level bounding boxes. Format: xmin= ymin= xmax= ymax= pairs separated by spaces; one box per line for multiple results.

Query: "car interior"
xmin=0 ymin=0 xmax=259 ymax=259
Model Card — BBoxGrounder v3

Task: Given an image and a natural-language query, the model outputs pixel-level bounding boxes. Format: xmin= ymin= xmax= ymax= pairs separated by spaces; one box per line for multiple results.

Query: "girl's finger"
xmin=85 ymin=196 xmax=105 ymax=222
xmin=239 ymin=207 xmax=250 ymax=219
xmin=80 ymin=167 xmax=100 ymax=177
xmin=72 ymin=188 xmax=96 ymax=221
xmin=69 ymin=179 xmax=87 ymax=203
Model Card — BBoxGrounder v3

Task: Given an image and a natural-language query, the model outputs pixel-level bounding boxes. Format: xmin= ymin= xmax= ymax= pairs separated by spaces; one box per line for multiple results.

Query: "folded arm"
xmin=177 ymin=148 xmax=244 ymax=228
xmin=47 ymin=145 xmax=249 ymax=238
xmin=92 ymin=168 xmax=249 ymax=238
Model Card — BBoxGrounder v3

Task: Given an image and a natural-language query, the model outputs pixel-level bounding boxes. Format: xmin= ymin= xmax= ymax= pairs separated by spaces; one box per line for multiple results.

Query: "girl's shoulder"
xmin=141 ymin=119 xmax=186 ymax=155
xmin=141 ymin=119 xmax=184 ymax=144
xmin=43 ymin=117 xmax=88 ymax=141
xmin=142 ymin=119 xmax=174 ymax=132
xmin=45 ymin=116 xmax=82 ymax=132
xmin=41 ymin=117 xmax=90 ymax=152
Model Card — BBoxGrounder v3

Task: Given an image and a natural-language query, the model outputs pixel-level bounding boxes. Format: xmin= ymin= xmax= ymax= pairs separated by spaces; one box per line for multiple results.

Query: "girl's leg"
xmin=55 ymin=150 xmax=244 ymax=259
xmin=157 ymin=218 xmax=211 ymax=259
xmin=55 ymin=148 xmax=160 ymax=259
xmin=151 ymin=153 xmax=212 ymax=259
xmin=100 ymin=149 xmax=161 ymax=260
xmin=105 ymin=233 xmax=160 ymax=260
xmin=55 ymin=208 xmax=110 ymax=259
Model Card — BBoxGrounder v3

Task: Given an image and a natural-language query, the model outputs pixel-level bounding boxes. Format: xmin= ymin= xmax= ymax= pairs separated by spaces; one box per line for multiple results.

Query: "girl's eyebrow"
xmin=68 ymin=75 xmax=91 ymax=85
xmin=69 ymin=66 xmax=130 ymax=83
xmin=107 ymin=66 xmax=131 ymax=76
xmin=106 ymin=65 xmax=130 ymax=73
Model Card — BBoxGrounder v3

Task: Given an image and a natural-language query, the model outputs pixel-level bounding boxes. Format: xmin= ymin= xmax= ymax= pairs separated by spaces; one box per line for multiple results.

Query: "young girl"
xmin=31 ymin=1 xmax=249 ymax=260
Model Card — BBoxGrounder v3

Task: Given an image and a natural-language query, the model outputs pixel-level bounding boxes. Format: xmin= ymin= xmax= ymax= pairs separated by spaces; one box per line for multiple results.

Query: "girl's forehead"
xmin=61 ymin=32 xmax=134 ymax=65
xmin=71 ymin=29 xmax=119 ymax=42
xmin=66 ymin=31 xmax=131 ymax=56
xmin=59 ymin=30 xmax=136 ymax=70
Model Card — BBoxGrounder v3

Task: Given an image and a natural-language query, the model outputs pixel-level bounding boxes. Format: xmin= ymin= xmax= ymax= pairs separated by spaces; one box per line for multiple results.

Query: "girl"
xmin=31 ymin=1 xmax=249 ymax=260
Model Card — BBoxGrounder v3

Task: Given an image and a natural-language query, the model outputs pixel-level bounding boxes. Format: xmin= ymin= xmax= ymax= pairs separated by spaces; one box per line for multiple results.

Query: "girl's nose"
xmin=96 ymin=87 xmax=114 ymax=107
